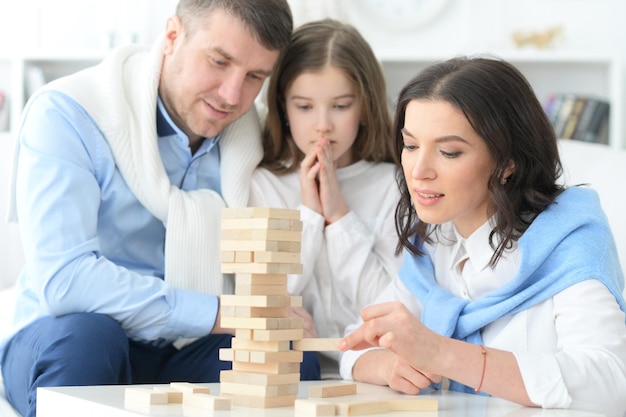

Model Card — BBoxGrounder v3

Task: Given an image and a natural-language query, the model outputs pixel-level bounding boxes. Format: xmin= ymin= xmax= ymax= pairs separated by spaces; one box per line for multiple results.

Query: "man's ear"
xmin=163 ymin=15 xmax=183 ymax=54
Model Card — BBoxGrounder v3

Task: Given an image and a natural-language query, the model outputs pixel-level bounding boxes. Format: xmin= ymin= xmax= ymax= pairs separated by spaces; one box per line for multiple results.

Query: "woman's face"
xmin=401 ymin=99 xmax=504 ymax=237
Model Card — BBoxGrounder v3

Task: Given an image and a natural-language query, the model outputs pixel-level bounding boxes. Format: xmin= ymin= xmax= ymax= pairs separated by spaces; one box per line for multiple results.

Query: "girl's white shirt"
xmin=340 ymin=221 xmax=626 ymax=417
xmin=250 ymin=160 xmax=403 ymax=377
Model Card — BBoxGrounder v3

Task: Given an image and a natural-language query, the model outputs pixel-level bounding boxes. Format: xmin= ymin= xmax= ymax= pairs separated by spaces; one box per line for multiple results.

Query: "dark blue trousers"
xmin=1 ymin=313 xmax=320 ymax=417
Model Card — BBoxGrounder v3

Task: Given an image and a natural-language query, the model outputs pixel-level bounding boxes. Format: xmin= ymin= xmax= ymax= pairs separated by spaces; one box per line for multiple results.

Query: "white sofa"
xmin=0 ymin=138 xmax=625 ymax=416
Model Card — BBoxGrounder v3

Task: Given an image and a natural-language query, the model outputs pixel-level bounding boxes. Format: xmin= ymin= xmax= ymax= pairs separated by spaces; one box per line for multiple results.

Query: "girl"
xmin=249 ymin=19 xmax=402 ymax=377
xmin=339 ymin=57 xmax=626 ymax=417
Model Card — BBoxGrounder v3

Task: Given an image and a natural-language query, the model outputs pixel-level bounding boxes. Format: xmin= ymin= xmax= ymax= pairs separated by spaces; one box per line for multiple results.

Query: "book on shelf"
xmin=543 ymin=93 xmax=610 ymax=144
xmin=0 ymin=90 xmax=9 ymax=132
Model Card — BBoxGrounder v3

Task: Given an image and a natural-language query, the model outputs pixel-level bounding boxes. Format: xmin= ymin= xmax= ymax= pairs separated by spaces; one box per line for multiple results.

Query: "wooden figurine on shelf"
xmin=512 ymin=26 xmax=562 ymax=49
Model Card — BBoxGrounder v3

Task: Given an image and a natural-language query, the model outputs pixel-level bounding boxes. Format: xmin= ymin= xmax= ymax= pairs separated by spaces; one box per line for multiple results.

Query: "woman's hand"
xmin=351 ymin=348 xmax=441 ymax=395
xmin=340 ymin=302 xmax=445 ymax=376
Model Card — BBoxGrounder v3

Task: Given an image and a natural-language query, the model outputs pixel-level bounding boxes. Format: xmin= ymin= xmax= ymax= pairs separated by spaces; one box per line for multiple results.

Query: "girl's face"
xmin=284 ymin=65 xmax=362 ymax=168
xmin=401 ymin=99 xmax=511 ymax=237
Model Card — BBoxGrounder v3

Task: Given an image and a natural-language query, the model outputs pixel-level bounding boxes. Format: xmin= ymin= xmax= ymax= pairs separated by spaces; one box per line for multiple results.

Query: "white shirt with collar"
xmin=340 ymin=220 xmax=626 ymax=417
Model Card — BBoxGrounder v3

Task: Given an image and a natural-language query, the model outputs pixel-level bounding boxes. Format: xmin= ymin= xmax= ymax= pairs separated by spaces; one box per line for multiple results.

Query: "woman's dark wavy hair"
xmin=394 ymin=56 xmax=564 ymax=266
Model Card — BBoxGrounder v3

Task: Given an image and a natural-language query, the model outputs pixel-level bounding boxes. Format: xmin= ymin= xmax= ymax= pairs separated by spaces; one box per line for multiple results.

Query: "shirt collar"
xmin=156 ymin=96 xmax=220 ymax=150
xmin=444 ymin=217 xmax=498 ymax=273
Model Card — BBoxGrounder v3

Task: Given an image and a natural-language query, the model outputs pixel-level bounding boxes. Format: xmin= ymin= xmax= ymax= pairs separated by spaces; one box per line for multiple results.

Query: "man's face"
xmin=159 ymin=8 xmax=279 ymax=144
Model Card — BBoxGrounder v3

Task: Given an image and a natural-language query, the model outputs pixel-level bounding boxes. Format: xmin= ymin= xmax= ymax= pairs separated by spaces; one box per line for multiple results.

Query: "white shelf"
xmin=0 ymin=51 xmax=106 ymax=134
xmin=377 ymin=51 xmax=624 ymax=150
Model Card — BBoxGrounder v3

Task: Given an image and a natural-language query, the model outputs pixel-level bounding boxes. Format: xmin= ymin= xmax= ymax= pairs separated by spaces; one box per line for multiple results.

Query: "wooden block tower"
xmin=218 ymin=207 xmax=304 ymax=408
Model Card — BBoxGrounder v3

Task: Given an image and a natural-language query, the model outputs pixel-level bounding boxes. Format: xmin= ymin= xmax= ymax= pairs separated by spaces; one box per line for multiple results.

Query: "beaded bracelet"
xmin=475 ymin=345 xmax=487 ymax=393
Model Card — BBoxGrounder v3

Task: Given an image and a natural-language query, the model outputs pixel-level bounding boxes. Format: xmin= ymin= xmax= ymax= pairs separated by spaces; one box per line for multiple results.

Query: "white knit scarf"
xmin=8 ymin=39 xmax=263 ymax=296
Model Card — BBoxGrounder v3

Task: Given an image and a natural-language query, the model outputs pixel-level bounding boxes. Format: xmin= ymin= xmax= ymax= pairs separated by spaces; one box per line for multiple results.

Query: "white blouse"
xmin=340 ymin=221 xmax=626 ymax=417
xmin=249 ymin=160 xmax=403 ymax=377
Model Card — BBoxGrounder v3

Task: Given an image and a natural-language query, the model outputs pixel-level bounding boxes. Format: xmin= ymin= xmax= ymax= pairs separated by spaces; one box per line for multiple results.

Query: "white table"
xmin=37 ymin=381 xmax=603 ymax=417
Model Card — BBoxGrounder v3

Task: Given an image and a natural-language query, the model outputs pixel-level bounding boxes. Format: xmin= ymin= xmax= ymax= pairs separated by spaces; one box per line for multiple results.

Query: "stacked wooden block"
xmin=218 ymin=207 xmax=305 ymax=408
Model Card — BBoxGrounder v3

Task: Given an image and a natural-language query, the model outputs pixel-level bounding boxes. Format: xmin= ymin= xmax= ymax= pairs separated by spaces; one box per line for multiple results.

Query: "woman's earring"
xmin=500 ymin=177 xmax=508 ymax=185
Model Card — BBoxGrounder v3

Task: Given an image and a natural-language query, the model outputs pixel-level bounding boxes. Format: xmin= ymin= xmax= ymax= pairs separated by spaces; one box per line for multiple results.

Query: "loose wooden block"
xmin=220 ymin=370 xmax=300 ymax=386
xmin=152 ymin=386 xmax=183 ymax=403
xmin=219 ymin=251 xmax=235 ymax=263
xmin=169 ymin=382 xmax=210 ymax=395
xmin=294 ymin=399 xmax=336 ymax=416
xmin=292 ymin=338 xmax=341 ymax=352
xmin=235 ymin=273 xmax=288 ymax=286
xmin=183 ymin=393 xmax=231 ymax=410
xmin=231 ymin=337 xmax=291 ymax=352
xmin=235 ymin=284 xmax=288 ymax=296
xmin=387 ymin=397 xmax=439 ymax=411
xmin=335 ymin=400 xmax=389 ymax=416
xmin=220 ymin=240 xmax=301 ymax=252
xmin=124 ymin=387 xmax=168 ymax=405
xmin=220 ymin=381 xmax=299 ymax=397
xmin=228 ymin=393 xmax=298 ymax=408
xmin=308 ymin=382 xmax=357 ymax=398
xmin=221 ymin=294 xmax=294 ymax=308
xmin=251 ymin=328 xmax=304 ymax=342
xmin=232 ymin=361 xmax=301 ymax=375
xmin=221 ymin=207 xmax=301 ymax=220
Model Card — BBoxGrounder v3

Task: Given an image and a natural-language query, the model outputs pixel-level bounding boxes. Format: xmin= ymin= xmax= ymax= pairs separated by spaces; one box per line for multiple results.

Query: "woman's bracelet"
xmin=475 ymin=345 xmax=487 ymax=393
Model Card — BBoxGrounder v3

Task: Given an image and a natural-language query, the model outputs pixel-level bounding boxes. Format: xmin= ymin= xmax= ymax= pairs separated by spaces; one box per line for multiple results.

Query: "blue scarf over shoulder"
xmin=399 ymin=187 xmax=626 ymax=394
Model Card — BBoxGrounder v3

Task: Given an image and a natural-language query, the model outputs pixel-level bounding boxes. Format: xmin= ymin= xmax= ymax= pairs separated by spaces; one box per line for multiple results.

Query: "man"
xmin=1 ymin=2 xmax=318 ymax=416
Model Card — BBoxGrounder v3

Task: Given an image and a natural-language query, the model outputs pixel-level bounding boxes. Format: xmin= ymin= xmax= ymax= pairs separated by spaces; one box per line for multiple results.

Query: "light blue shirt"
xmin=5 ymin=90 xmax=222 ymax=349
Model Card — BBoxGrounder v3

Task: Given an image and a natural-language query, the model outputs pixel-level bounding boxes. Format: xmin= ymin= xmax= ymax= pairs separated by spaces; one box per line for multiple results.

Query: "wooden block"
xmin=308 ymin=382 xmax=357 ymax=398
xmin=253 ymin=251 xmax=301 ymax=264
xmin=221 ymin=228 xmax=303 ymax=243
xmin=221 ymin=349 xmax=302 ymax=364
xmin=183 ymin=393 xmax=231 ymax=410
xmin=124 ymin=387 xmax=168 ymax=405
xmin=235 ymin=273 xmax=288 ymax=286
xmin=220 ymin=316 xmax=283 ymax=330
xmin=220 ymin=251 xmax=235 ymax=263
xmin=220 ymin=240 xmax=301 ymax=252
xmin=169 ymin=382 xmax=210 ymax=395
xmin=234 ymin=306 xmax=289 ymax=318
xmin=220 ymin=381 xmax=298 ymax=397
xmin=221 ymin=262 xmax=303 ymax=275
xmin=335 ymin=400 xmax=389 ymax=415
xmin=232 ymin=361 xmax=300 ymax=374
xmin=221 ymin=207 xmax=301 ymax=220
xmin=221 ymin=217 xmax=294 ymax=231
xmin=152 ymin=386 xmax=183 ymax=403
xmin=249 ymin=350 xmax=303 ymax=363
xmin=221 ymin=294 xmax=294 ymax=308
xmin=231 ymin=338 xmax=291 ymax=352
xmin=387 ymin=397 xmax=439 ymax=411
xmin=220 ymin=370 xmax=300 ymax=386
xmin=292 ymin=338 xmax=341 ymax=352
xmin=235 ymin=284 xmax=288 ymax=296
xmin=228 ymin=393 xmax=297 ymax=408
xmin=219 ymin=348 xmax=255 ymax=362
xmin=294 ymin=399 xmax=336 ymax=416
xmin=235 ymin=251 xmax=254 ymax=263
xmin=251 ymin=328 xmax=304 ymax=342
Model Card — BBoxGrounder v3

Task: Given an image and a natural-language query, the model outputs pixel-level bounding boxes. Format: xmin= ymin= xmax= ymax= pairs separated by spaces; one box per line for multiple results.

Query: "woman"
xmin=339 ymin=56 xmax=626 ymax=416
